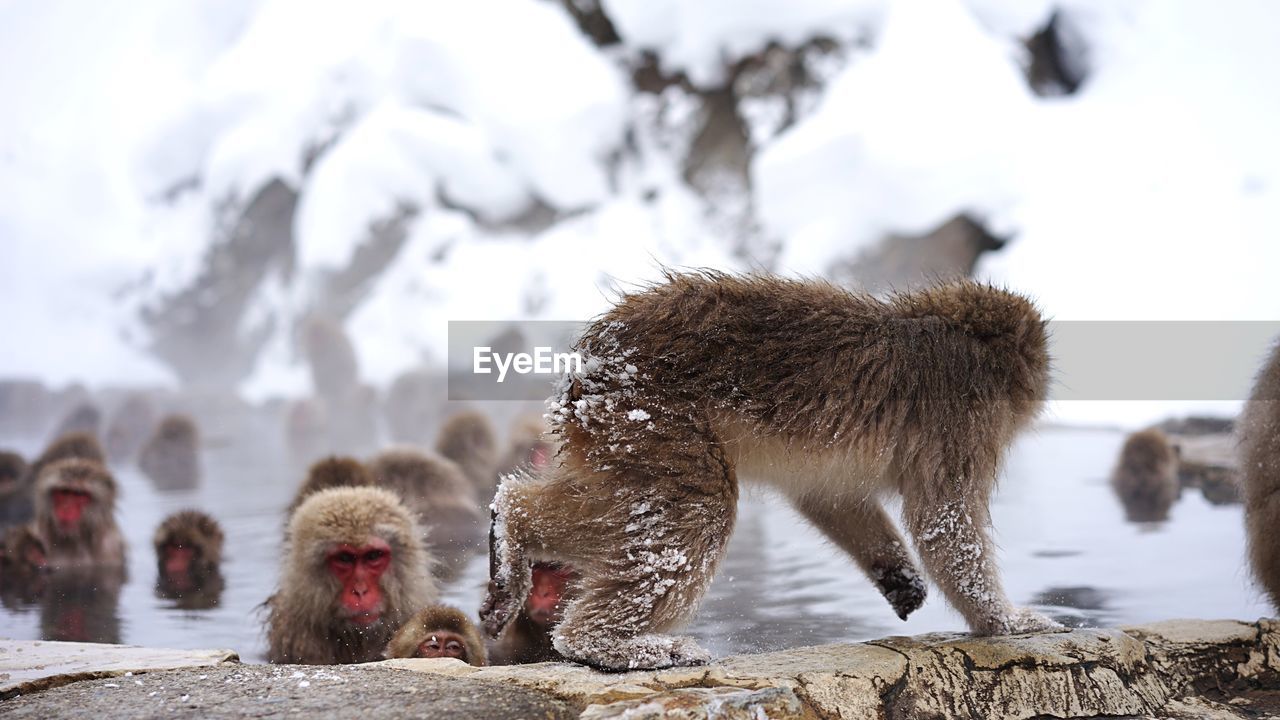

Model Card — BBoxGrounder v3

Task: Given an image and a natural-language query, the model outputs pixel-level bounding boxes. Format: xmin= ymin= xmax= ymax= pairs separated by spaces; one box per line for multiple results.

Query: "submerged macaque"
xmin=385 ymin=605 xmax=486 ymax=665
xmin=484 ymin=274 xmax=1057 ymax=670
xmin=367 ymin=450 xmax=485 ymax=576
xmin=265 ymin=486 xmax=437 ymax=664
xmin=288 ymin=456 xmax=375 ymax=517
xmin=0 ymin=450 xmax=31 ymax=527
xmin=1111 ymin=429 xmax=1180 ymax=522
xmin=436 ymin=411 xmax=500 ymax=501
xmin=104 ymin=394 xmax=157 ymax=463
xmin=488 ymin=563 xmax=575 ymax=665
xmin=1 ymin=525 xmax=48 ymax=583
xmin=154 ymin=510 xmax=224 ymax=607
xmin=138 ymin=414 xmax=201 ymax=489
xmin=34 ymin=458 xmax=126 ymax=569
xmin=1242 ymin=340 xmax=1280 ymax=610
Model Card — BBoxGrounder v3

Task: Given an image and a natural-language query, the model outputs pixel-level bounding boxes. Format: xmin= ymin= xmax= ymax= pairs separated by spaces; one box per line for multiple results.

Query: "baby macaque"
xmin=0 ymin=450 xmax=31 ymax=527
xmin=138 ymin=414 xmax=201 ymax=489
xmin=488 ymin=563 xmax=575 ymax=665
xmin=34 ymin=458 xmax=126 ymax=569
xmin=1242 ymin=339 xmax=1280 ymax=609
xmin=499 ymin=414 xmax=555 ymax=477
xmin=265 ymin=486 xmax=437 ymax=664
xmin=484 ymin=274 xmax=1056 ymax=670
xmin=1110 ymin=429 xmax=1180 ymax=522
xmin=154 ymin=510 xmax=224 ymax=606
xmin=287 ymin=456 xmax=375 ymax=517
xmin=367 ymin=449 xmax=485 ymax=575
xmin=104 ymin=394 xmax=157 ymax=463
xmin=436 ymin=411 xmax=500 ymax=501
xmin=385 ymin=605 xmax=487 ymax=665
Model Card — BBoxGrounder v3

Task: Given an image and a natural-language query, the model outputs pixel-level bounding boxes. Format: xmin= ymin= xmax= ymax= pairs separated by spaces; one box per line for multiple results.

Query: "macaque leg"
xmin=792 ymin=493 xmax=926 ymax=620
xmin=900 ymin=456 xmax=1059 ymax=635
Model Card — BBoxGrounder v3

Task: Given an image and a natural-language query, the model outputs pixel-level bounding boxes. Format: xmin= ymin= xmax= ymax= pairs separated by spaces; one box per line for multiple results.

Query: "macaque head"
xmin=36 ymin=458 xmax=115 ymax=542
xmin=527 ymin=563 xmax=576 ymax=627
xmin=325 ymin=538 xmax=392 ymax=626
xmin=0 ymin=450 xmax=27 ymax=495
xmin=153 ymin=510 xmax=223 ymax=591
xmin=384 ymin=605 xmax=486 ymax=665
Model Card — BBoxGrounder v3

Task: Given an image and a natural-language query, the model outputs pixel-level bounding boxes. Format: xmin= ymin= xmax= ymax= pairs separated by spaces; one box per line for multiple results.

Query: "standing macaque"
xmin=104 ymin=394 xmax=157 ymax=463
xmin=265 ymin=486 xmax=437 ymax=664
xmin=488 ymin=563 xmax=576 ymax=665
xmin=34 ymin=458 xmax=126 ymax=569
xmin=367 ymin=450 xmax=485 ymax=576
xmin=154 ymin=510 xmax=225 ymax=608
xmin=1242 ymin=340 xmax=1280 ymax=609
xmin=1110 ymin=430 xmax=1180 ymax=522
xmin=499 ymin=414 xmax=555 ymax=477
xmin=436 ymin=411 xmax=500 ymax=502
xmin=385 ymin=605 xmax=487 ymax=665
xmin=0 ymin=450 xmax=31 ymax=527
xmin=138 ymin=414 xmax=201 ymax=489
xmin=483 ymin=274 xmax=1057 ymax=670
xmin=288 ymin=456 xmax=375 ymax=517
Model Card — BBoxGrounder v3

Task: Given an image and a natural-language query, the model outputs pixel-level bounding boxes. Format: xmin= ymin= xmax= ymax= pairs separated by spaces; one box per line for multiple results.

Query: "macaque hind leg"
xmin=793 ymin=493 xmax=926 ymax=620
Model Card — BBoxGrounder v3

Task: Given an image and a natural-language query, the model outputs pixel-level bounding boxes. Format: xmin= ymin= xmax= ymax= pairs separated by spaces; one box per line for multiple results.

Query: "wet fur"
xmin=288 ymin=456 xmax=374 ymax=517
xmin=384 ymin=605 xmax=487 ymax=665
xmin=153 ymin=510 xmax=224 ymax=580
xmin=1111 ymin=430 xmax=1179 ymax=522
xmin=34 ymin=458 xmax=126 ymax=568
xmin=138 ymin=415 xmax=200 ymax=489
xmin=484 ymin=273 xmax=1054 ymax=670
xmin=1242 ymin=340 xmax=1280 ymax=610
xmin=367 ymin=449 xmax=485 ymax=571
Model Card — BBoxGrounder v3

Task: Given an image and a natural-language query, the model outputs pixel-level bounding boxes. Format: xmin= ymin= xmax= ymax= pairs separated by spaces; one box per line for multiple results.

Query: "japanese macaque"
xmin=483 ymin=273 xmax=1057 ymax=670
xmin=499 ymin=414 xmax=555 ymax=477
xmin=436 ymin=411 xmax=500 ymax=501
xmin=1110 ymin=430 xmax=1180 ymax=522
xmin=265 ymin=486 xmax=437 ymax=664
xmin=138 ymin=414 xmax=201 ymax=489
xmin=49 ymin=402 xmax=102 ymax=442
xmin=0 ymin=450 xmax=31 ymax=527
xmin=104 ymin=394 xmax=157 ymax=464
xmin=367 ymin=450 xmax=485 ymax=576
xmin=488 ymin=563 xmax=576 ymax=665
xmin=153 ymin=510 xmax=224 ymax=607
xmin=1 ymin=525 xmax=48 ymax=585
xmin=27 ymin=432 xmax=106 ymax=487
xmin=1242 ymin=339 xmax=1280 ymax=610
xmin=34 ymin=458 xmax=126 ymax=569
xmin=385 ymin=605 xmax=487 ymax=665
xmin=287 ymin=456 xmax=375 ymax=517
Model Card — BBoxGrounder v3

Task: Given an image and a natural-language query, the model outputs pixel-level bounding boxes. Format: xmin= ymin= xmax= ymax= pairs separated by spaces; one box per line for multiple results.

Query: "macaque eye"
xmin=445 ymin=640 xmax=462 ymax=652
xmin=333 ymin=551 xmax=357 ymax=565
xmin=362 ymin=549 xmax=386 ymax=564
xmin=426 ymin=636 xmax=441 ymax=649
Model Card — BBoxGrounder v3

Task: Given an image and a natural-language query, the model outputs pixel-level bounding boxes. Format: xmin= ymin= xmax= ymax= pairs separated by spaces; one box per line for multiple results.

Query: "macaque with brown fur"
xmin=154 ymin=510 xmax=224 ymax=607
xmin=488 ymin=563 xmax=575 ymax=665
xmin=499 ymin=414 xmax=555 ymax=478
xmin=436 ymin=411 xmax=500 ymax=501
xmin=27 ymin=432 xmax=105 ymax=488
xmin=1242 ymin=339 xmax=1280 ymax=610
xmin=0 ymin=450 xmax=31 ymax=527
xmin=1111 ymin=429 xmax=1180 ymax=522
xmin=367 ymin=449 xmax=485 ymax=576
xmin=484 ymin=273 xmax=1057 ymax=670
xmin=287 ymin=456 xmax=375 ymax=518
xmin=34 ymin=458 xmax=126 ymax=569
xmin=138 ymin=414 xmax=201 ymax=489
xmin=265 ymin=486 xmax=437 ymax=664
xmin=384 ymin=605 xmax=487 ymax=665
xmin=1 ymin=525 xmax=48 ymax=589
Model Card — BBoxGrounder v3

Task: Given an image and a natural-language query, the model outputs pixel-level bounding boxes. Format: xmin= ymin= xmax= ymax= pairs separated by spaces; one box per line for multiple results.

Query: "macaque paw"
xmin=994 ymin=607 xmax=1065 ymax=635
xmin=564 ymin=634 xmax=711 ymax=672
xmin=874 ymin=564 xmax=927 ymax=620
xmin=479 ymin=580 xmax=519 ymax=638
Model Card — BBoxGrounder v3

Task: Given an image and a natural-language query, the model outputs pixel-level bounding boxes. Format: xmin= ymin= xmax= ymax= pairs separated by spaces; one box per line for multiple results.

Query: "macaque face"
xmin=51 ymin=488 xmax=92 ymax=530
xmin=529 ymin=444 xmax=550 ymax=468
xmin=527 ymin=564 xmax=574 ymax=626
xmin=326 ymin=538 xmax=392 ymax=626
xmin=416 ymin=631 xmax=469 ymax=661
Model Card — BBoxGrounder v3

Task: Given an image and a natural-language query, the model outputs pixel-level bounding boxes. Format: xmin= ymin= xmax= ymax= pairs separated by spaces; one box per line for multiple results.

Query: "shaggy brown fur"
xmin=1111 ymin=430 xmax=1180 ymax=522
xmin=27 ymin=432 xmax=105 ymax=487
xmin=488 ymin=612 xmax=561 ymax=665
xmin=0 ymin=450 xmax=31 ymax=526
xmin=499 ymin=414 xmax=555 ymax=477
xmin=288 ymin=456 xmax=375 ymax=517
xmin=483 ymin=272 xmax=1055 ymax=670
xmin=1242 ymin=339 xmax=1280 ymax=610
xmin=435 ymin=411 xmax=500 ymax=501
xmin=34 ymin=458 xmax=126 ymax=568
xmin=1 ymin=524 xmax=47 ymax=581
xmin=266 ymin=486 xmax=437 ymax=664
xmin=384 ymin=605 xmax=487 ymax=665
xmin=367 ymin=449 xmax=485 ymax=575
xmin=154 ymin=510 xmax=223 ymax=579
xmin=138 ymin=415 xmax=201 ymax=489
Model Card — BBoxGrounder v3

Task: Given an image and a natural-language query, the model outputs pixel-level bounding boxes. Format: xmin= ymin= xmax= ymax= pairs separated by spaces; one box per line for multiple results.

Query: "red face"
xmin=415 ymin=631 xmax=468 ymax=661
xmin=326 ymin=538 xmax=392 ymax=626
xmin=529 ymin=444 xmax=550 ymax=468
xmin=51 ymin=488 xmax=92 ymax=529
xmin=527 ymin=564 xmax=575 ymax=626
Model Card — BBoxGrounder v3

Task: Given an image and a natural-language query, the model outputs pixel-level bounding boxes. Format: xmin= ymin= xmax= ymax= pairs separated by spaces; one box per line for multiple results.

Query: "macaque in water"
xmin=384 ymin=605 xmax=487 ymax=665
xmin=138 ymin=414 xmax=201 ymax=489
xmin=34 ymin=458 xmax=126 ymax=569
xmin=488 ymin=563 xmax=576 ymax=665
xmin=1110 ymin=429 xmax=1180 ymax=522
xmin=436 ymin=411 xmax=500 ymax=502
xmin=1242 ymin=339 xmax=1280 ymax=610
xmin=154 ymin=510 xmax=224 ymax=607
xmin=49 ymin=402 xmax=102 ymax=442
xmin=104 ymin=394 xmax=157 ymax=464
xmin=0 ymin=450 xmax=31 ymax=527
xmin=265 ymin=486 xmax=437 ymax=664
xmin=287 ymin=456 xmax=375 ymax=518
xmin=383 ymin=369 xmax=445 ymax=446
xmin=499 ymin=414 xmax=555 ymax=477
xmin=1 ymin=524 xmax=48 ymax=595
xmin=484 ymin=273 xmax=1057 ymax=670
xmin=367 ymin=449 xmax=485 ymax=576
xmin=27 ymin=432 xmax=105 ymax=486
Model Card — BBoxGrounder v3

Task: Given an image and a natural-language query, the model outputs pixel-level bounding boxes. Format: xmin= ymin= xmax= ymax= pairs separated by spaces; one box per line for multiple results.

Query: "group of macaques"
xmin=5 ymin=273 xmax=1280 ymax=672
